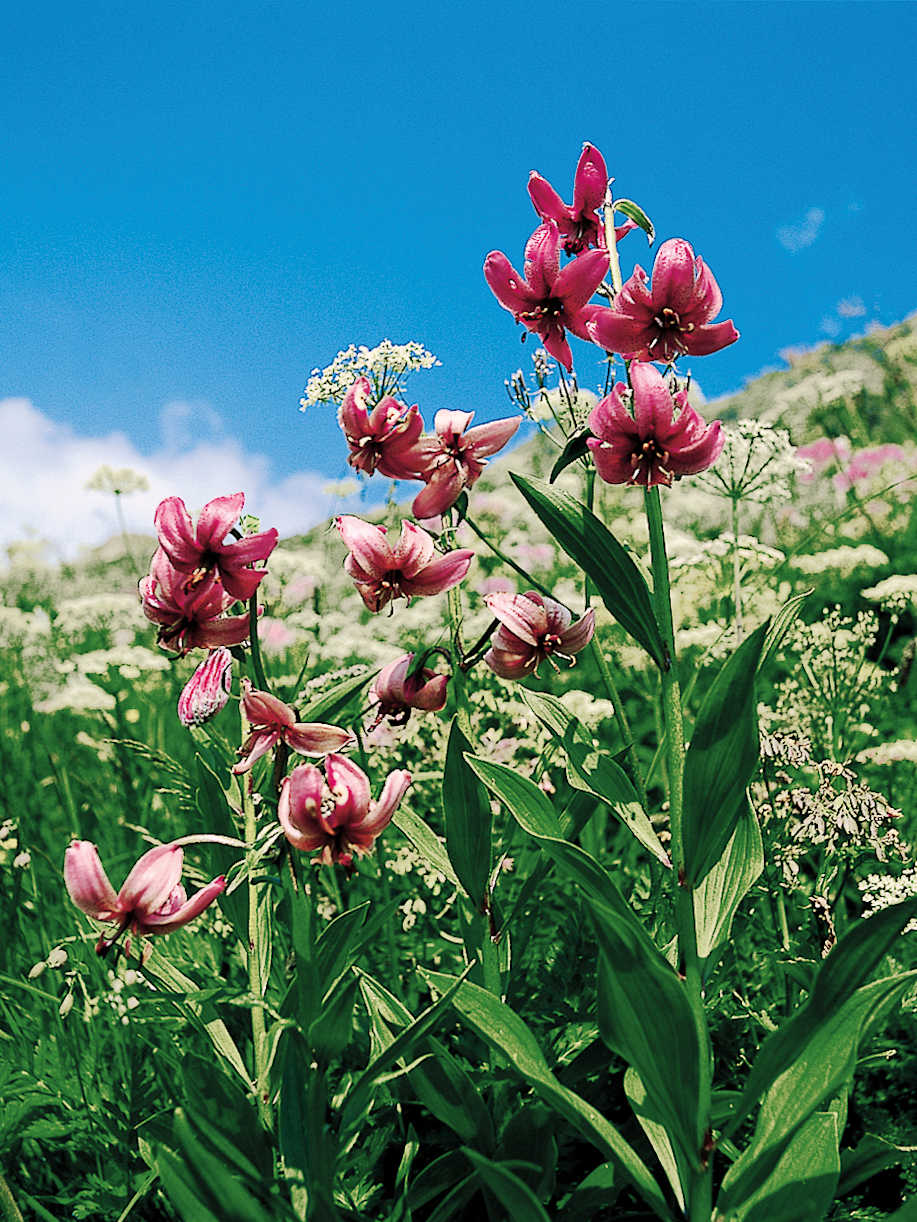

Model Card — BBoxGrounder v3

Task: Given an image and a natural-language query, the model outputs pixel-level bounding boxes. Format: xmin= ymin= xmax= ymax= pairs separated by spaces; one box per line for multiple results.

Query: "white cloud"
xmin=0 ymin=397 xmax=359 ymax=562
xmin=837 ymin=295 xmax=866 ymax=319
xmin=776 ymin=207 xmax=825 ymax=253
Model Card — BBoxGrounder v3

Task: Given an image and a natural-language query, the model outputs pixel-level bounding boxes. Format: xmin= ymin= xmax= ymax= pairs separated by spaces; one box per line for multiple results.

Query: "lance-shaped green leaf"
xmin=461 ymin=1149 xmax=553 ymax=1222
xmin=420 ymin=970 xmax=674 ymax=1221
xmin=391 ymin=806 xmax=461 ymax=889
xmin=693 ymin=804 xmax=763 ymax=964
xmin=465 ymin=756 xmax=647 ymax=941
xmin=358 ymin=971 xmax=495 ymax=1151
xmin=298 ymin=666 xmax=378 ymax=723
xmin=718 ymin=974 xmax=915 ymax=1217
xmin=522 ymin=690 xmax=669 ymax=865
xmin=510 ymin=473 xmax=666 ymax=667
xmin=682 ymin=623 xmax=768 ymax=886
xmin=613 ymin=198 xmax=655 ymax=244
xmin=624 ymin=1069 xmax=686 ymax=1212
xmin=594 ymin=900 xmax=711 ymax=1171
xmin=759 ymin=588 xmax=814 ymax=673
xmin=442 ymin=719 xmax=492 ymax=906
xmin=550 ymin=429 xmax=592 ymax=483
xmin=725 ymin=896 xmax=917 ymax=1139
xmin=728 ymin=1109 xmax=840 ymax=1222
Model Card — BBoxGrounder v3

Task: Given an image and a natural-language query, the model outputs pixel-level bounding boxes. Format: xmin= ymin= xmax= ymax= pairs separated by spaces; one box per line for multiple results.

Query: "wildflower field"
xmin=4 ymin=145 xmax=917 ymax=1222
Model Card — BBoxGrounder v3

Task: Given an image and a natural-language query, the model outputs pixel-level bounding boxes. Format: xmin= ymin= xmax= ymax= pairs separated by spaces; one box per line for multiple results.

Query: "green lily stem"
xmin=583 ymin=468 xmax=648 ymax=810
xmin=731 ymin=495 xmax=743 ymax=642
xmin=602 ymin=192 xmax=625 ymax=295
xmin=247 ymin=593 xmax=270 ymax=693
xmin=644 ymin=486 xmax=710 ymax=1218
xmin=240 ymin=708 xmax=271 ymax=1130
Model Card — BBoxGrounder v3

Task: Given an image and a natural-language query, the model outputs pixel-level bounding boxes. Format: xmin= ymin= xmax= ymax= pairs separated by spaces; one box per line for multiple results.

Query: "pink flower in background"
xmin=833 ymin=444 xmax=908 ymax=491
xmin=177 ymin=647 xmax=233 ymax=726
xmin=233 ymin=680 xmax=355 ymax=773
xmin=587 ymin=238 xmax=738 ymax=363
xmin=259 ymin=617 xmax=301 ymax=653
xmin=484 ymin=590 xmax=595 ymax=679
xmin=338 ymin=376 xmax=434 ymax=479
xmin=478 ymin=575 xmax=515 ymax=597
xmin=369 ymin=653 xmax=449 ymax=727
xmin=796 ymin=437 xmax=852 ymax=482
xmin=528 ymin=142 xmax=636 ymax=255
xmin=140 ymin=548 xmax=252 ymax=655
xmin=64 ymin=840 xmax=225 ymax=954
xmin=484 ymin=222 xmax=609 ymax=370
xmin=155 ymin=492 xmax=278 ymax=602
xmin=411 ymin=409 xmax=521 ymax=518
xmin=278 ymin=756 xmax=412 ymax=866
xmin=587 ymin=362 xmax=724 ymax=487
xmin=336 ymin=516 xmax=474 ymax=613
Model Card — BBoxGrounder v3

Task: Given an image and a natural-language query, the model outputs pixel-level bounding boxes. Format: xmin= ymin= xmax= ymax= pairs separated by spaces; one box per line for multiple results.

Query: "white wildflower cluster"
xmin=0 ymin=604 xmax=51 ymax=650
xmin=692 ymin=421 xmax=809 ymax=505
xmin=399 ymin=896 xmax=428 ymax=932
xmin=300 ymin=341 xmax=440 ymax=408
xmin=35 ymin=676 xmax=117 ymax=715
xmin=560 ymin=689 xmax=616 ymax=727
xmin=856 ymin=739 xmax=917 ymax=767
xmin=28 ymin=945 xmax=69 ymax=979
xmin=859 ymin=868 xmax=917 ymax=932
xmin=85 ymin=465 xmax=150 ymax=496
xmin=669 ymin=533 xmax=785 ymax=572
xmin=73 ymin=645 xmax=171 ymax=679
xmin=763 ymin=363 xmax=879 ymax=433
xmin=53 ymin=593 xmax=143 ymax=642
xmin=792 ymin=544 xmax=889 ymax=576
xmin=384 ymin=844 xmax=447 ymax=896
xmin=862 ymin=574 xmax=917 ymax=615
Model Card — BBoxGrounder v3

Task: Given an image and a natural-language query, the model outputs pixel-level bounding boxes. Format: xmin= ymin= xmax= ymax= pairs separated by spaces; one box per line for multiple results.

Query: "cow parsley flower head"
xmin=692 ymin=420 xmax=809 ymax=504
xmin=301 ymin=341 xmax=440 ymax=408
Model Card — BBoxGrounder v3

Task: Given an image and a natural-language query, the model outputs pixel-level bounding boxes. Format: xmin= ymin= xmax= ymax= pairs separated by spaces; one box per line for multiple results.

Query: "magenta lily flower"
xmin=587 ymin=362 xmax=724 ymax=487
xmin=484 ymin=222 xmax=609 ymax=371
xmin=369 ymin=653 xmax=449 ymax=728
xmin=233 ymin=679 xmax=355 ymax=773
xmin=64 ymin=840 xmax=225 ymax=955
xmin=483 ymin=590 xmax=595 ymax=679
xmin=337 ymin=516 xmax=474 ymax=613
xmin=338 ymin=376 xmax=434 ymax=479
xmin=411 ymin=409 xmax=521 ymax=518
xmin=528 ymin=143 xmax=636 ymax=256
xmin=278 ymin=756 xmax=412 ymax=867
xmin=154 ymin=493 xmax=278 ymax=602
xmin=177 ymin=647 xmax=233 ymax=726
xmin=140 ymin=548 xmax=252 ymax=655
xmin=587 ymin=238 xmax=739 ymax=363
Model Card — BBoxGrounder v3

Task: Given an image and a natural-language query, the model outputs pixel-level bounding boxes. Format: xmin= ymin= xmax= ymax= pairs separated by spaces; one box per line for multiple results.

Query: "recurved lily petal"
xmin=483 ymin=590 xmax=594 ymax=679
xmin=399 ymin=549 xmax=474 ymax=597
xmin=336 ymin=515 xmax=394 ymax=575
xmin=195 ymin=493 xmax=246 ymax=548
xmin=483 ymin=252 xmax=539 ymax=314
xmin=285 ymin=722 xmax=356 ymax=757
xmin=64 ymin=841 xmax=120 ymax=920
xmin=355 ymin=769 xmax=412 ymax=838
xmin=241 ymin=683 xmax=296 ymax=728
xmin=391 ymin=519 xmax=437 ymax=576
xmin=118 ymin=844 xmax=184 ymax=914
xmin=484 ymin=591 xmax=548 ymax=645
xmin=139 ymin=876 xmax=227 ymax=933
xmin=411 ymin=467 xmax=466 ymax=519
xmin=462 ymin=416 xmax=521 ymax=457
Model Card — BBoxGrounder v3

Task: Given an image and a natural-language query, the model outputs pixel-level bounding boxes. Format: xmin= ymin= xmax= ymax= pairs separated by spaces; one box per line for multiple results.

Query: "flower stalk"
xmin=240 ymin=703 xmax=272 ymax=1130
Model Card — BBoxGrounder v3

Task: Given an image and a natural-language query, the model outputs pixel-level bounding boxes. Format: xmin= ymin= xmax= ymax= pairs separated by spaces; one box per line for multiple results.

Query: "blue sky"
xmin=2 ymin=1 xmax=915 ymax=551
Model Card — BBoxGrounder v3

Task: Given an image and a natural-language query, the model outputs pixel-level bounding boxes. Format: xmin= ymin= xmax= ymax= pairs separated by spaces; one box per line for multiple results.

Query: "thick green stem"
xmin=247 ymin=594 xmax=270 ymax=692
xmin=644 ymin=486 xmax=710 ymax=1215
xmin=241 ymin=708 xmax=271 ymax=1130
xmin=602 ymin=193 xmax=624 ymax=295
xmin=731 ymin=496 xmax=743 ymax=642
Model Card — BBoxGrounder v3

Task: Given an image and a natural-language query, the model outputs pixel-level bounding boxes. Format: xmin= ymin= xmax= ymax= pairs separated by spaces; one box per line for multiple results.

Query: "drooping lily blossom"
xmin=411 ymin=409 xmax=521 ymax=519
xmin=587 ymin=238 xmax=738 ymax=363
xmin=483 ymin=590 xmax=595 ymax=679
xmin=140 ymin=548 xmax=252 ymax=655
xmin=278 ymin=755 xmax=412 ymax=867
xmin=338 ymin=376 xmax=434 ymax=479
xmin=369 ymin=653 xmax=449 ymax=727
xmin=484 ymin=222 xmax=609 ymax=370
xmin=587 ymin=362 xmax=724 ymax=487
xmin=336 ymin=516 xmax=474 ymax=613
xmin=64 ymin=840 xmax=225 ymax=955
xmin=528 ymin=143 xmax=635 ymax=255
xmin=154 ymin=492 xmax=278 ymax=602
xmin=233 ymin=680 xmax=355 ymax=774
xmin=177 ymin=647 xmax=234 ymax=726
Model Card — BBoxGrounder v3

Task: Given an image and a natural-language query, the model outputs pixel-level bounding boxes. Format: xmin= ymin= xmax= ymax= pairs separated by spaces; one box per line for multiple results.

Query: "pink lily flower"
xmin=233 ymin=679 xmax=355 ymax=773
xmin=484 ymin=222 xmax=609 ymax=371
xmin=411 ymin=409 xmax=521 ymax=519
xmin=64 ymin=840 xmax=225 ymax=955
xmin=177 ymin=647 xmax=233 ymax=726
xmin=278 ymin=756 xmax=411 ymax=867
xmin=369 ymin=653 xmax=449 ymax=727
xmin=336 ymin=516 xmax=474 ymax=613
xmin=528 ymin=143 xmax=636 ymax=255
xmin=140 ymin=548 xmax=252 ymax=656
xmin=587 ymin=238 xmax=738 ymax=363
xmin=483 ymin=590 xmax=596 ymax=679
xmin=587 ymin=362 xmax=724 ymax=487
xmin=338 ymin=376 xmax=435 ymax=479
xmin=154 ymin=492 xmax=278 ymax=602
